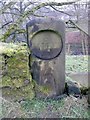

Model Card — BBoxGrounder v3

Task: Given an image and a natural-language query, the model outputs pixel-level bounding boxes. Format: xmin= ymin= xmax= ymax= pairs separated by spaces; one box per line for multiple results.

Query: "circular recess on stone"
xmin=30 ymin=29 xmax=63 ymax=60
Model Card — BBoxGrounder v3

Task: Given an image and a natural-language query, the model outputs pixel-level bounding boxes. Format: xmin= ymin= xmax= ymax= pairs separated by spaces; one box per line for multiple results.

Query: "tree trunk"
xmin=88 ymin=1 xmax=90 ymax=105
xmin=67 ymin=44 xmax=71 ymax=55
xmin=81 ymin=32 xmax=85 ymax=55
xmin=84 ymin=34 xmax=88 ymax=55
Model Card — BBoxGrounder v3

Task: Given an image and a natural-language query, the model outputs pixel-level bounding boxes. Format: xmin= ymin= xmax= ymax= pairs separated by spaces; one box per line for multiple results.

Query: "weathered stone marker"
xmin=26 ymin=18 xmax=65 ymax=98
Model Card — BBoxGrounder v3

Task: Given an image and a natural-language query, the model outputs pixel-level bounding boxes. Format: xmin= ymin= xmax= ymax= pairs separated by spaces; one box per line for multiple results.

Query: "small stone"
xmin=67 ymin=80 xmax=81 ymax=95
xmin=74 ymin=94 xmax=80 ymax=98
xmin=24 ymin=79 xmax=30 ymax=85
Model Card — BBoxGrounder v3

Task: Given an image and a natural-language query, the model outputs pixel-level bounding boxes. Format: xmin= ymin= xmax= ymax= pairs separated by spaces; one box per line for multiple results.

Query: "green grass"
xmin=21 ymin=98 xmax=64 ymax=117
xmin=66 ymin=55 xmax=88 ymax=73
xmin=20 ymin=97 xmax=90 ymax=118
xmin=20 ymin=55 xmax=89 ymax=118
xmin=0 ymin=42 xmax=89 ymax=118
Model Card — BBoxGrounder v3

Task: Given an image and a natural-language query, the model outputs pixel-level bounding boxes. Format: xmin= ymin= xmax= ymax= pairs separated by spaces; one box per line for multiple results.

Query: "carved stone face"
xmin=31 ymin=30 xmax=63 ymax=60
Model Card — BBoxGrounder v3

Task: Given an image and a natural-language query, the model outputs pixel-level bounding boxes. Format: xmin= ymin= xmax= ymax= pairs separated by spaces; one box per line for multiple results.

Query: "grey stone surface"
xmin=68 ymin=72 xmax=88 ymax=87
xmin=27 ymin=18 xmax=65 ymax=97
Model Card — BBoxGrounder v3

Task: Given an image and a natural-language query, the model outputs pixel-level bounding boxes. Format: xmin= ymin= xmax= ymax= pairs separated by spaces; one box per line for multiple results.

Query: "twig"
xmin=2 ymin=12 xmax=20 ymax=15
xmin=19 ymin=0 xmax=80 ymax=23
xmin=50 ymin=5 xmax=72 ymax=16
xmin=68 ymin=20 xmax=89 ymax=36
xmin=0 ymin=21 xmax=12 ymax=29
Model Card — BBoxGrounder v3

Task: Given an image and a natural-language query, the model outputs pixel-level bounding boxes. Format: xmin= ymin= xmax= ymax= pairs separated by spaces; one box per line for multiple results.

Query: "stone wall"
xmin=0 ymin=43 xmax=35 ymax=101
xmin=0 ymin=42 xmax=58 ymax=101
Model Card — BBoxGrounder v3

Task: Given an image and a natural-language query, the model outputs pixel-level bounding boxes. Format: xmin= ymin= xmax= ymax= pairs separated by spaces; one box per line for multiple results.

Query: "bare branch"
xmin=68 ymin=20 xmax=89 ymax=36
xmin=2 ymin=12 xmax=20 ymax=15
xmin=0 ymin=21 xmax=13 ymax=29
xmin=24 ymin=1 xmax=37 ymax=10
xmin=10 ymin=7 xmax=20 ymax=12
xmin=27 ymin=0 xmax=79 ymax=14
xmin=50 ymin=5 xmax=72 ymax=16
xmin=0 ymin=0 xmax=80 ymax=41
xmin=33 ymin=13 xmax=45 ymax=17
xmin=0 ymin=2 xmax=16 ymax=14
xmin=18 ymin=0 xmax=80 ymax=23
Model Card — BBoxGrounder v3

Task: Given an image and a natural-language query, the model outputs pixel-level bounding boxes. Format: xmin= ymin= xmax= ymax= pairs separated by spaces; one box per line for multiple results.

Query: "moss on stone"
xmin=1 ymin=76 xmax=13 ymax=87
xmin=33 ymin=80 xmax=53 ymax=97
xmin=1 ymin=42 xmax=34 ymax=100
xmin=1 ymin=42 xmax=57 ymax=100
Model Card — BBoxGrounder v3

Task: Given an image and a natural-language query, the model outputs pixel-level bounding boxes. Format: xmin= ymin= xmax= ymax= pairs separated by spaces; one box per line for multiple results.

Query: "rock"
xmin=80 ymin=86 xmax=89 ymax=95
xmin=24 ymin=79 xmax=30 ymax=85
xmin=66 ymin=80 xmax=81 ymax=97
xmin=68 ymin=72 xmax=88 ymax=88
